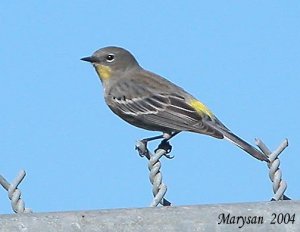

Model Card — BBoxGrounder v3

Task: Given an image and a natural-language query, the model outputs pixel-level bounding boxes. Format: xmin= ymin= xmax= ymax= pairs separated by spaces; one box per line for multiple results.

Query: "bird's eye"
xmin=106 ymin=54 xmax=115 ymax=62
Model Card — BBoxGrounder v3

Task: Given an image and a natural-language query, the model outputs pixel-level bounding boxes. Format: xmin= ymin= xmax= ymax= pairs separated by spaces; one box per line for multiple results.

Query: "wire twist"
xmin=255 ymin=139 xmax=290 ymax=201
xmin=0 ymin=170 xmax=32 ymax=213
xmin=136 ymin=141 xmax=171 ymax=207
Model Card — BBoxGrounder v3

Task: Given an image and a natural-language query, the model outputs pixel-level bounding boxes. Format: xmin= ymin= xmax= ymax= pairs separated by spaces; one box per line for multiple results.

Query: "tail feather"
xmin=205 ymin=120 xmax=269 ymax=162
xmin=222 ymin=130 xmax=269 ymax=162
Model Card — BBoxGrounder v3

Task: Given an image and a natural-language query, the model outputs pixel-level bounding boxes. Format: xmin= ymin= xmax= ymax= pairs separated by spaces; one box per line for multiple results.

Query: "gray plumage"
xmin=81 ymin=46 xmax=268 ymax=162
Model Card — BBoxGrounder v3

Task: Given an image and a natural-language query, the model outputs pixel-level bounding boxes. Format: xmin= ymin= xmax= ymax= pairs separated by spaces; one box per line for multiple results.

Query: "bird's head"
xmin=81 ymin=46 xmax=139 ymax=84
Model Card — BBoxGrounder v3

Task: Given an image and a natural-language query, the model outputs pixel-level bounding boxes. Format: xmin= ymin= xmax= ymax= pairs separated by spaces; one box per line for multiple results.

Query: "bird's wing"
xmin=106 ymin=91 xmax=224 ymax=138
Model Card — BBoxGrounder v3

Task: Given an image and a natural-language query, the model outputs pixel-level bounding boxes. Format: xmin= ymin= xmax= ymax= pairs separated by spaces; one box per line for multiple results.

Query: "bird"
xmin=81 ymin=46 xmax=268 ymax=162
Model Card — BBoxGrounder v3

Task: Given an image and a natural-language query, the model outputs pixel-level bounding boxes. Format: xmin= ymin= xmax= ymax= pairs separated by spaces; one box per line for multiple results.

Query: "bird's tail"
xmin=222 ymin=129 xmax=269 ymax=162
xmin=205 ymin=120 xmax=269 ymax=162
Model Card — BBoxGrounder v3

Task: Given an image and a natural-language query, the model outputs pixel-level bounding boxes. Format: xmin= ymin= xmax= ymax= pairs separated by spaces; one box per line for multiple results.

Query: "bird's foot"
xmin=135 ymin=140 xmax=150 ymax=159
xmin=155 ymin=140 xmax=174 ymax=159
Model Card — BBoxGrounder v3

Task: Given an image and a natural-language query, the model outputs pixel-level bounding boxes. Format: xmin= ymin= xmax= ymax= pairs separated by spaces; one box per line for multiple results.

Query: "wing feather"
xmin=107 ymin=91 xmax=223 ymax=138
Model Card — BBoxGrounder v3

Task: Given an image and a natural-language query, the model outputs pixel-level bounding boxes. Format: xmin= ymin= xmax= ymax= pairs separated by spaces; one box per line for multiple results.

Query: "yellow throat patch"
xmin=95 ymin=65 xmax=111 ymax=81
xmin=189 ymin=99 xmax=213 ymax=118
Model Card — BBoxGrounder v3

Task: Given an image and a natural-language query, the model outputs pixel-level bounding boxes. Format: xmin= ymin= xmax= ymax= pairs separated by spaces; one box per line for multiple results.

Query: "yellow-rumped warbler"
xmin=81 ymin=46 xmax=268 ymax=162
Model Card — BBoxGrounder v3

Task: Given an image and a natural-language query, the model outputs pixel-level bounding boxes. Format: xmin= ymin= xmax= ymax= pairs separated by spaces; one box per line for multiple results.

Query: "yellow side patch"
xmin=189 ymin=99 xmax=214 ymax=118
xmin=95 ymin=65 xmax=111 ymax=81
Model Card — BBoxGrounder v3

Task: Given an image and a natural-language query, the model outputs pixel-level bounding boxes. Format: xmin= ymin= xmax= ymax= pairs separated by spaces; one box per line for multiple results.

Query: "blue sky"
xmin=1 ymin=1 xmax=299 ymax=213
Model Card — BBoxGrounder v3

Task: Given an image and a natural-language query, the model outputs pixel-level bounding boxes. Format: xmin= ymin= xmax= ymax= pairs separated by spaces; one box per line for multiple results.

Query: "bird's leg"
xmin=142 ymin=134 xmax=165 ymax=142
xmin=155 ymin=132 xmax=180 ymax=159
xmin=136 ymin=134 xmax=165 ymax=158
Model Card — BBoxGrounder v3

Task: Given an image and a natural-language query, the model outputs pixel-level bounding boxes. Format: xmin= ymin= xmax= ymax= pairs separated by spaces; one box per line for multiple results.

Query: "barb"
xmin=255 ymin=139 xmax=290 ymax=201
xmin=0 ymin=170 xmax=32 ymax=213
xmin=136 ymin=140 xmax=171 ymax=207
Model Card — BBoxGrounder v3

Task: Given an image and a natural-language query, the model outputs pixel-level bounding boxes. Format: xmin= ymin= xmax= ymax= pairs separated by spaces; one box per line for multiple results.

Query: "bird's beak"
xmin=80 ymin=56 xmax=99 ymax=63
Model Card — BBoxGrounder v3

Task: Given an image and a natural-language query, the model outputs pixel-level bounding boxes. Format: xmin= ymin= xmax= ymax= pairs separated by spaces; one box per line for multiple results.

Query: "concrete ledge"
xmin=0 ymin=201 xmax=299 ymax=231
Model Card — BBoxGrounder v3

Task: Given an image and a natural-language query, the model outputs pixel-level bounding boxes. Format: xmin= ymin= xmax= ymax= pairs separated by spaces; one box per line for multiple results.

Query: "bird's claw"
xmin=155 ymin=140 xmax=174 ymax=159
xmin=135 ymin=140 xmax=150 ymax=158
xmin=164 ymin=153 xmax=174 ymax=159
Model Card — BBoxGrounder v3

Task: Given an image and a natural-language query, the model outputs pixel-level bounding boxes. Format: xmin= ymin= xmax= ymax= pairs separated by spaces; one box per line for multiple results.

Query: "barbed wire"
xmin=256 ymin=138 xmax=291 ymax=201
xmin=136 ymin=137 xmax=291 ymax=207
xmin=0 ymin=170 xmax=32 ymax=213
xmin=0 ymin=139 xmax=292 ymax=212
xmin=136 ymin=140 xmax=171 ymax=207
